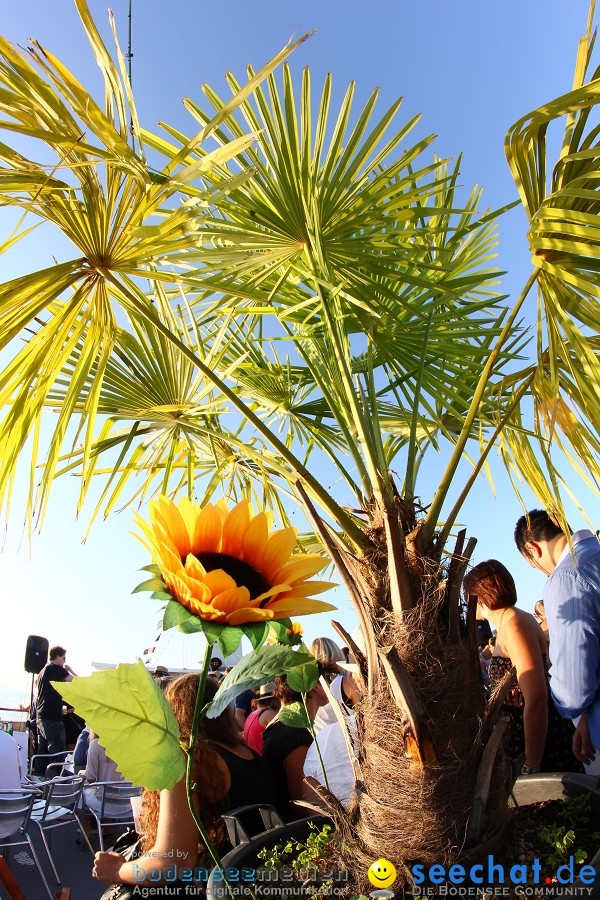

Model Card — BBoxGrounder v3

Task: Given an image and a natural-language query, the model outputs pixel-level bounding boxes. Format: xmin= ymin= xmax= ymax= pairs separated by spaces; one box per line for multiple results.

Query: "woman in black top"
xmin=261 ymin=673 xmax=329 ymax=817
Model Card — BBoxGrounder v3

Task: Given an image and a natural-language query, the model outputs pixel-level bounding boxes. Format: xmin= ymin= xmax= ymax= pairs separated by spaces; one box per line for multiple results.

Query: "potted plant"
xmin=511 ymin=772 xmax=600 ymax=897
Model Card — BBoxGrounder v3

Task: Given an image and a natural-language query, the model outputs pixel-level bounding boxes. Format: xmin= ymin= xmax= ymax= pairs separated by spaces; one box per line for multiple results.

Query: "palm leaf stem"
xmin=423 ymin=268 xmax=539 ymax=548
xmin=311 ymin=268 xmax=392 ymax=509
xmin=404 ymin=306 xmax=434 ymax=498
xmin=437 ymin=372 xmax=535 ymax=549
xmin=99 ymin=268 xmax=370 ymax=551
xmin=280 ymin=321 xmax=370 ymax=499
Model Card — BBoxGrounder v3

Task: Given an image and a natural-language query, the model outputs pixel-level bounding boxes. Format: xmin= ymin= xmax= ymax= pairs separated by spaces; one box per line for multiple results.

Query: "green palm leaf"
xmin=502 ymin=10 xmax=600 ymax=518
xmin=0 ymin=4 xmax=312 ymax=529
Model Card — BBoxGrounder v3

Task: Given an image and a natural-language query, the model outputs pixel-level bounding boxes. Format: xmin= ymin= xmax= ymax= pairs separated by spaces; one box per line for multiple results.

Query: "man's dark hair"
xmin=514 ymin=509 xmax=569 ymax=557
xmin=210 ymin=656 xmax=223 ymax=670
xmin=49 ymin=645 xmax=66 ymax=660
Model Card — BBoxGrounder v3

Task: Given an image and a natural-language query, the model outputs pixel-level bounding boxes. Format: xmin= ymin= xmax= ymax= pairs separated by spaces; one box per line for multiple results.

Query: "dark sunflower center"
xmin=195 ymin=552 xmax=271 ymax=601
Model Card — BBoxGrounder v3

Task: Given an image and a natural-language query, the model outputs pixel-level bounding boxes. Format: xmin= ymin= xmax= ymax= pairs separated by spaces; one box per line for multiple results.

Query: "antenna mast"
xmin=125 ymin=0 xmax=134 ymax=141
xmin=126 ymin=0 xmax=133 ymax=86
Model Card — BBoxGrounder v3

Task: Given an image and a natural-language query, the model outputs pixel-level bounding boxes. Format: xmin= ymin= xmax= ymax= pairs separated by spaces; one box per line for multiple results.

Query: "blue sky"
xmin=1 ymin=1 xmax=599 ymax=704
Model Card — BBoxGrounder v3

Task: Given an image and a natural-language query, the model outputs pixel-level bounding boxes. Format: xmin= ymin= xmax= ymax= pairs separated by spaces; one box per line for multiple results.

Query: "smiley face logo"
xmin=368 ymin=858 xmax=397 ymax=889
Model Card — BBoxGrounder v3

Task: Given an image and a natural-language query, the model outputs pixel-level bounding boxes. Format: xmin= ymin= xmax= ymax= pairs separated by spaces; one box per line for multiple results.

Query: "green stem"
xmin=437 ymin=373 xmax=534 ymax=548
xmin=405 ymin=307 xmax=434 ymax=498
xmin=301 ymin=693 xmax=330 ymax=791
xmin=280 ymin=320 xmax=368 ymax=503
xmin=312 ymin=274 xmax=392 ymax=507
xmin=422 ymin=269 xmax=539 ymax=546
xmin=185 ymin=641 xmax=236 ymax=900
xmin=100 ymin=268 xmax=370 ymax=553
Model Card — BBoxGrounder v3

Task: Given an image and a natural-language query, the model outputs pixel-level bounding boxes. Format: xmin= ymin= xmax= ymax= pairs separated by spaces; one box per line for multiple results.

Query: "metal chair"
xmin=28 ymin=750 xmax=71 ymax=780
xmin=82 ymin=781 xmax=142 ymax=850
xmin=29 ymin=775 xmax=94 ymax=886
xmin=0 ymin=789 xmax=54 ymax=899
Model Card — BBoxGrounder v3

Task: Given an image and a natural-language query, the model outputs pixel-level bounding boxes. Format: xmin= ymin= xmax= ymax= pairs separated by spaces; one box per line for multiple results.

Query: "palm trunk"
xmin=298 ymin=483 xmax=516 ymax=892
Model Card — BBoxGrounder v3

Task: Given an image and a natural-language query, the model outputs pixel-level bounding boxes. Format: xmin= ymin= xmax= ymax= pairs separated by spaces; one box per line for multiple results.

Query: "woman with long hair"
xmin=261 ymin=672 xmax=328 ymax=815
xmin=464 ymin=559 xmax=582 ymax=776
xmin=309 ymin=636 xmax=359 ymax=733
xmin=93 ymin=673 xmax=284 ymax=889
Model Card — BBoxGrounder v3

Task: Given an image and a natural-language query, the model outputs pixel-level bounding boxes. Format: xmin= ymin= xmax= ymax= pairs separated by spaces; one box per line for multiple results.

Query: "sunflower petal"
xmin=241 ymin=510 xmax=269 ymax=572
xmin=276 ymin=556 xmax=328 ymax=584
xmin=220 ymin=500 xmax=251 ymax=556
xmin=262 ymin=527 xmax=298 ymax=582
xmin=226 ymin=607 xmax=274 ymax=625
xmin=156 ymin=540 xmax=186 ymax=576
xmin=265 ymin=596 xmax=338 ymax=617
xmin=184 ymin=596 xmax=217 ymax=618
xmin=202 ymin=568 xmax=238 ymax=595
xmin=209 ymin=585 xmax=252 ymax=614
xmin=178 ymin=570 xmax=212 ymax=604
xmin=184 ymin=553 xmax=207 ymax=580
xmin=151 ymin=496 xmax=191 ymax=558
xmin=176 ymin=496 xmax=198 ymax=543
xmin=163 ymin=571 xmax=192 ymax=603
xmin=253 ymin=582 xmax=293 ymax=603
xmin=132 ymin=514 xmax=157 ymax=554
xmin=277 ymin=581 xmax=337 ymax=597
xmin=192 ymin=503 xmax=223 ymax=555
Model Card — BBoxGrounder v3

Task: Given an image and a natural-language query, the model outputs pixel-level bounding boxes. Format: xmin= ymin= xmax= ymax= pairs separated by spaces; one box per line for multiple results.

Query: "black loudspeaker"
xmin=24 ymin=635 xmax=49 ymax=674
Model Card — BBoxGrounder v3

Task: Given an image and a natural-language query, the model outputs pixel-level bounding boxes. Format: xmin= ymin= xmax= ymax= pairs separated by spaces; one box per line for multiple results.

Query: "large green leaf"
xmin=286 ymin=653 xmax=318 ymax=693
xmin=207 ymin=644 xmax=316 ymax=718
xmin=53 ymin=660 xmax=184 ymax=789
xmin=278 ymin=702 xmax=312 ymax=728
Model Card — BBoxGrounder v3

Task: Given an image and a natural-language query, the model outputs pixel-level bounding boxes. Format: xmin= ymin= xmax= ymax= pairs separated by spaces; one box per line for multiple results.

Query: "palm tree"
xmin=1 ymin=0 xmax=600 ymax=886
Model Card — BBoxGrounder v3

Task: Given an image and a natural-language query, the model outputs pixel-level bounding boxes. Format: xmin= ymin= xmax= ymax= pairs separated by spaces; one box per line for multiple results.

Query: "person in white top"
xmin=303 ymin=715 xmax=358 ymax=807
xmin=82 ymin=736 xmax=125 ymax=815
xmin=309 ymin=637 xmax=347 ymax=733
xmin=311 ymin=629 xmax=364 ymax=733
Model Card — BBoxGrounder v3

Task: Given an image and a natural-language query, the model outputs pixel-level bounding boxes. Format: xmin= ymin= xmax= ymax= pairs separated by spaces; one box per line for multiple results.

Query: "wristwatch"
xmin=521 ymin=764 xmax=540 ymax=775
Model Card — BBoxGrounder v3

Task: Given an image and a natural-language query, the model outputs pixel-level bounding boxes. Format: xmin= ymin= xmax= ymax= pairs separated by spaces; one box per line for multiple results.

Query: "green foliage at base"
xmin=538 ymin=793 xmax=600 ymax=873
xmin=257 ymin=823 xmax=336 ymax=898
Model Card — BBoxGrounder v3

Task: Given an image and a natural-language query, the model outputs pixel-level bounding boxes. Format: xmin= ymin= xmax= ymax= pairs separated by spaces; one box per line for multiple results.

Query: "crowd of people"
xmin=3 ymin=507 xmax=596 ymax=894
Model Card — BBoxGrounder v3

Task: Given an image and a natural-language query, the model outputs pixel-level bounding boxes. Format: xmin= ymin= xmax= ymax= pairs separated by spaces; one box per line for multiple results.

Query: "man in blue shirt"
xmin=514 ymin=510 xmax=600 ymax=765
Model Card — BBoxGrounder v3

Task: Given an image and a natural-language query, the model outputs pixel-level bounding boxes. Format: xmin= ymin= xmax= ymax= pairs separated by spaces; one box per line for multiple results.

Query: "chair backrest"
xmin=0 ymin=790 xmax=36 ymax=837
xmin=29 ymin=750 xmax=70 ymax=777
xmin=39 ymin=775 xmax=85 ymax=818
xmin=97 ymin=782 xmax=141 ymax=819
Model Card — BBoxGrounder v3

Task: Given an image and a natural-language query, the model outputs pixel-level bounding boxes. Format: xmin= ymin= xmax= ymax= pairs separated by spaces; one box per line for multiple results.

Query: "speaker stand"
xmin=28 ymin=672 xmax=35 ymax=760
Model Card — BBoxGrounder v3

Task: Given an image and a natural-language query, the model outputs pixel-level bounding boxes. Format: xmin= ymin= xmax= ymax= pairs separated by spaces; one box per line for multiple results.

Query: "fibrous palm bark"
xmin=299 ymin=485 xmax=515 ymax=890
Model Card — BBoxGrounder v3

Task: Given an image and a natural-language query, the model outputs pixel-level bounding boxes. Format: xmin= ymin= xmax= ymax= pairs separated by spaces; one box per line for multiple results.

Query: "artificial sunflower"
xmin=135 ymin=496 xmax=336 ymax=627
